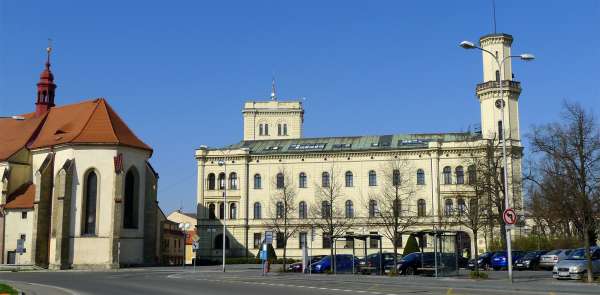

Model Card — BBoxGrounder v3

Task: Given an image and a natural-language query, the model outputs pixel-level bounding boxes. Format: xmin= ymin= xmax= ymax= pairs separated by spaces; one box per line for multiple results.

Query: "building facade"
xmin=167 ymin=210 xmax=198 ymax=264
xmin=195 ymin=33 xmax=525 ymax=260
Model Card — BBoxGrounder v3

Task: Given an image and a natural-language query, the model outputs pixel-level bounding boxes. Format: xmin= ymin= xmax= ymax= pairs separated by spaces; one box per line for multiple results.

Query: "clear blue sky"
xmin=1 ymin=1 xmax=598 ymax=214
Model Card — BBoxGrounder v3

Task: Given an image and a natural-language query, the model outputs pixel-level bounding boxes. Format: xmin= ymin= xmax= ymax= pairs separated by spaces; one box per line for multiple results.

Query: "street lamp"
xmin=178 ymin=222 xmax=191 ymax=270
xmin=0 ymin=116 xmax=25 ymax=120
xmin=460 ymin=39 xmax=534 ymax=283
xmin=217 ymin=159 xmax=227 ymax=273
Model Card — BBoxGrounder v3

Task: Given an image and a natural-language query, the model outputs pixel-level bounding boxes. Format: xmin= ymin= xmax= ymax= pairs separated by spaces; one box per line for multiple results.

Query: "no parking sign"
xmin=503 ymin=208 xmax=517 ymax=225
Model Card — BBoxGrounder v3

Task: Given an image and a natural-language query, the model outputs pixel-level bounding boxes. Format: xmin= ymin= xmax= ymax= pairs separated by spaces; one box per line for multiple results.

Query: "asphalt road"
xmin=1 ymin=265 xmax=599 ymax=295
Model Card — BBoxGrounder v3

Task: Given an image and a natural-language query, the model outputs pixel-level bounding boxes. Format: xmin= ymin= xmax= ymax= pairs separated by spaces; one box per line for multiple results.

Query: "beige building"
xmin=167 ymin=210 xmax=197 ymax=264
xmin=195 ymin=33 xmax=526 ymax=260
xmin=158 ymin=210 xmax=185 ymax=265
xmin=0 ymin=49 xmax=160 ymax=269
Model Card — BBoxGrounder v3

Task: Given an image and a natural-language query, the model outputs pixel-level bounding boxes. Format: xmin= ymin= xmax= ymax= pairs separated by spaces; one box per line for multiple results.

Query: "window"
xmin=393 ymin=199 xmax=401 ymax=218
xmin=219 ymin=203 xmax=225 ymax=219
xmin=254 ymin=174 xmax=262 ymax=189
xmin=124 ymin=169 xmax=139 ymax=229
xmin=370 ymin=232 xmax=379 ymax=249
xmin=495 ymin=70 xmax=500 ymax=82
xmin=498 ymin=120 xmax=503 ymax=140
xmin=368 ymin=200 xmax=378 ymax=218
xmin=253 ymin=202 xmax=262 ymax=219
xmin=444 ymin=199 xmax=453 ymax=216
xmin=21 ymin=211 xmax=27 ymax=219
xmin=283 ymin=124 xmax=288 ymax=136
xmin=264 ymin=124 xmax=269 ymax=135
xmin=417 ymin=199 xmax=426 ymax=217
xmin=278 ymin=124 xmax=282 ymax=136
xmin=321 ymin=201 xmax=331 ymax=219
xmin=254 ymin=233 xmax=262 ymax=249
xmin=368 ymin=170 xmax=377 ymax=186
xmin=299 ymin=172 xmax=307 ymax=188
xmin=468 ymin=165 xmax=476 ymax=184
xmin=259 ymin=124 xmax=264 ymax=136
xmin=207 ymin=173 xmax=216 ymax=190
xmin=276 ymin=232 xmax=285 ymax=249
xmin=457 ymin=198 xmax=466 ymax=215
xmin=276 ymin=201 xmax=284 ymax=219
xmin=276 ymin=173 xmax=284 ymax=189
xmin=416 ymin=169 xmax=425 ymax=185
xmin=321 ymin=172 xmax=330 ymax=187
xmin=443 ymin=166 xmax=452 ymax=184
xmin=298 ymin=201 xmax=307 ymax=219
xmin=455 ymin=166 xmax=464 ymax=184
xmin=82 ymin=170 xmax=98 ymax=235
xmin=299 ymin=232 xmax=307 ymax=249
xmin=229 ymin=172 xmax=238 ymax=189
xmin=345 ymin=171 xmax=353 ymax=187
xmin=345 ymin=232 xmax=354 ymax=248
xmin=218 ymin=173 xmax=226 ymax=190
xmin=230 ymin=203 xmax=237 ymax=219
xmin=322 ymin=233 xmax=332 ymax=248
xmin=209 ymin=203 xmax=216 ymax=219
xmin=392 ymin=169 xmax=401 ymax=186
xmin=469 ymin=198 xmax=479 ymax=215
xmin=345 ymin=200 xmax=354 ymax=218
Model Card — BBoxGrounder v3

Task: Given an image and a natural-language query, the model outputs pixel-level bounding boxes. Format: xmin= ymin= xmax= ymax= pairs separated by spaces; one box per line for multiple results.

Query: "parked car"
xmin=514 ymin=250 xmax=548 ymax=270
xmin=553 ymin=247 xmax=600 ymax=280
xmin=310 ymin=254 xmax=358 ymax=273
xmin=396 ymin=252 xmax=463 ymax=275
xmin=287 ymin=255 xmax=327 ymax=272
xmin=358 ymin=252 xmax=402 ymax=274
xmin=539 ymin=249 xmax=574 ymax=270
xmin=468 ymin=252 xmax=497 ymax=270
xmin=491 ymin=251 xmax=525 ymax=270
xmin=396 ymin=252 xmax=433 ymax=275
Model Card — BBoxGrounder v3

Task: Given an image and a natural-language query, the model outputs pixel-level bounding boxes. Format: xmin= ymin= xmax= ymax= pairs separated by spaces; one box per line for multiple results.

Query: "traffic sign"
xmin=265 ymin=231 xmax=273 ymax=244
xmin=503 ymin=208 xmax=517 ymax=225
xmin=192 ymin=241 xmax=200 ymax=251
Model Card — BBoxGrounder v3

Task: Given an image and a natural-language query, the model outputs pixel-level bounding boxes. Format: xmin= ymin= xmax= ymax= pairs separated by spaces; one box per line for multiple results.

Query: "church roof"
xmin=0 ymin=113 xmax=47 ymax=161
xmin=216 ymin=132 xmax=481 ymax=155
xmin=4 ymin=182 xmax=35 ymax=209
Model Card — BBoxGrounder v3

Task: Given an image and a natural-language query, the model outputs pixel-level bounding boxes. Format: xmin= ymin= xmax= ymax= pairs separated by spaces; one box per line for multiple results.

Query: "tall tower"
xmin=35 ymin=46 xmax=57 ymax=116
xmin=476 ymin=33 xmax=521 ymax=141
xmin=242 ymin=100 xmax=304 ymax=141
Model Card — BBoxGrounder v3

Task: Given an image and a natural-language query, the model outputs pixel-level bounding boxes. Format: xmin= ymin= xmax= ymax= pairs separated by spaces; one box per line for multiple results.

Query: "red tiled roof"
xmin=4 ymin=183 xmax=35 ymax=209
xmin=0 ymin=113 xmax=47 ymax=161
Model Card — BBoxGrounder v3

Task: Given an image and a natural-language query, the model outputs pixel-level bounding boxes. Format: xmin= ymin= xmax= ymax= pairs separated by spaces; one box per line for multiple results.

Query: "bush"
xmin=0 ymin=283 xmax=17 ymax=295
xmin=403 ymin=235 xmax=420 ymax=256
xmin=488 ymin=236 xmax=583 ymax=252
xmin=469 ymin=271 xmax=488 ymax=279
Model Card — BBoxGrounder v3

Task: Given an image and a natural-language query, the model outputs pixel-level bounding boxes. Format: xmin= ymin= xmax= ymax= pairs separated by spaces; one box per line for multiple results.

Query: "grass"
xmin=0 ymin=283 xmax=18 ymax=295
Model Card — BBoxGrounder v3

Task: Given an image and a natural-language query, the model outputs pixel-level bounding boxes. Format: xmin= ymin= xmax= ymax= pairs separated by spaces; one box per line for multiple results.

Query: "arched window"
xmin=298 ymin=201 xmax=307 ymax=219
xmin=416 ymin=169 xmax=425 ymax=185
xmin=218 ymin=173 xmax=226 ymax=190
xmin=392 ymin=169 xmax=401 ymax=186
xmin=219 ymin=203 xmax=225 ymax=219
xmin=321 ymin=201 xmax=331 ymax=218
xmin=443 ymin=166 xmax=452 ymax=184
xmin=457 ymin=198 xmax=466 ymax=215
xmin=82 ymin=170 xmax=98 ymax=235
xmin=229 ymin=172 xmax=238 ymax=189
xmin=468 ymin=165 xmax=476 ymax=184
xmin=444 ymin=199 xmax=453 ymax=216
xmin=393 ymin=199 xmax=401 ymax=218
xmin=495 ymin=70 xmax=500 ymax=82
xmin=276 ymin=201 xmax=284 ymax=219
xmin=368 ymin=200 xmax=378 ymax=218
xmin=123 ymin=168 xmax=139 ymax=229
xmin=345 ymin=200 xmax=354 ymax=218
xmin=254 ymin=174 xmax=262 ymax=189
xmin=230 ymin=203 xmax=237 ymax=219
xmin=253 ymin=202 xmax=262 ymax=219
xmin=299 ymin=172 xmax=307 ymax=188
xmin=345 ymin=171 xmax=353 ymax=187
xmin=368 ymin=170 xmax=377 ymax=186
xmin=276 ymin=173 xmax=284 ymax=189
xmin=214 ymin=234 xmax=230 ymax=249
xmin=259 ymin=124 xmax=264 ymax=136
xmin=417 ymin=199 xmax=426 ymax=217
xmin=322 ymin=172 xmax=330 ymax=188
xmin=209 ymin=203 xmax=216 ymax=219
xmin=455 ymin=166 xmax=464 ymax=184
xmin=207 ymin=173 xmax=216 ymax=190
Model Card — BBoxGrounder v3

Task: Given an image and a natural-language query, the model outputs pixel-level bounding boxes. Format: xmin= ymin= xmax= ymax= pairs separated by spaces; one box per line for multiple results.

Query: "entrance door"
xmin=7 ymin=251 xmax=15 ymax=264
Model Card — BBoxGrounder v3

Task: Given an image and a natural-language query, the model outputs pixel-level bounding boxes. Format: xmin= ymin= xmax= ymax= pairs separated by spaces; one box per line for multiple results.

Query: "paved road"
xmin=1 ymin=265 xmax=599 ymax=295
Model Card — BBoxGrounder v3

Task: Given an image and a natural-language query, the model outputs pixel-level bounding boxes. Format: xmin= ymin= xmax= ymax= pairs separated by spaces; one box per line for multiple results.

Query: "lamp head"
xmin=217 ymin=160 xmax=225 ymax=166
xmin=520 ymin=53 xmax=535 ymax=61
xmin=459 ymin=41 xmax=477 ymax=49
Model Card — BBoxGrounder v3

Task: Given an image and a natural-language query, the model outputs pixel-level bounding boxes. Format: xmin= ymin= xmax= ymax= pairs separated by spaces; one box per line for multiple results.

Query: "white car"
xmin=540 ymin=249 xmax=573 ymax=270
xmin=553 ymin=247 xmax=600 ymax=280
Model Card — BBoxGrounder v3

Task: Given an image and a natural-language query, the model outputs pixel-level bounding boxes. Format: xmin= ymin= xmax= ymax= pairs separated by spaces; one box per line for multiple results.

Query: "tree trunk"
xmin=583 ymin=224 xmax=593 ymax=283
xmin=473 ymin=230 xmax=479 ymax=274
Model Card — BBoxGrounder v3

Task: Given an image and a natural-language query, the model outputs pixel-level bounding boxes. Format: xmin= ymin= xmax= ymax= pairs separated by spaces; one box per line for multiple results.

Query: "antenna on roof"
xmin=270 ymin=76 xmax=277 ymax=101
xmin=491 ymin=0 xmax=497 ymax=34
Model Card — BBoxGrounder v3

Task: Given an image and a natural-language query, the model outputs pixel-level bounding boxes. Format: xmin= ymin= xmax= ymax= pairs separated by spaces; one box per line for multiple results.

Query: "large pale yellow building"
xmin=195 ymin=33 xmax=525 ymax=260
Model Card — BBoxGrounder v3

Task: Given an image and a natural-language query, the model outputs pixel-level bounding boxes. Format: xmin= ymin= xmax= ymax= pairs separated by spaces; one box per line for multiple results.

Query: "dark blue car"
xmin=310 ymin=254 xmax=358 ymax=273
xmin=491 ymin=251 xmax=525 ymax=270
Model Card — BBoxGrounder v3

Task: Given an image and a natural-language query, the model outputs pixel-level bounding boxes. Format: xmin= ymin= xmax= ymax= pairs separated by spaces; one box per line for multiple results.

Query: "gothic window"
xmin=82 ymin=170 xmax=98 ymax=235
xmin=229 ymin=172 xmax=238 ymax=190
xmin=276 ymin=201 xmax=284 ymax=219
xmin=298 ymin=201 xmax=307 ymax=219
xmin=123 ymin=168 xmax=139 ymax=229
xmin=207 ymin=173 xmax=216 ymax=190
xmin=321 ymin=201 xmax=331 ymax=219
xmin=368 ymin=200 xmax=378 ymax=218
xmin=455 ymin=166 xmax=464 ymax=184
xmin=276 ymin=173 xmax=284 ymax=189
xmin=321 ymin=172 xmax=330 ymax=188
xmin=218 ymin=173 xmax=226 ymax=190
xmin=254 ymin=174 xmax=262 ymax=189
xmin=345 ymin=171 xmax=353 ymax=187
xmin=230 ymin=203 xmax=237 ymax=219
xmin=368 ymin=170 xmax=377 ymax=186
xmin=345 ymin=200 xmax=354 ymax=218
xmin=443 ymin=166 xmax=452 ymax=184
xmin=417 ymin=199 xmax=426 ymax=217
xmin=416 ymin=169 xmax=425 ymax=185
xmin=253 ymin=202 xmax=262 ymax=219
xmin=299 ymin=172 xmax=307 ymax=188
xmin=209 ymin=203 xmax=216 ymax=219
xmin=392 ymin=169 xmax=401 ymax=186
xmin=444 ymin=199 xmax=453 ymax=216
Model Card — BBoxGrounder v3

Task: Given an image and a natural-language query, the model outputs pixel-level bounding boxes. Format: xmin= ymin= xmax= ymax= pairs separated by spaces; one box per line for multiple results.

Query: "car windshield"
xmin=567 ymin=249 xmax=588 ymax=260
xmin=545 ymin=250 xmax=561 ymax=255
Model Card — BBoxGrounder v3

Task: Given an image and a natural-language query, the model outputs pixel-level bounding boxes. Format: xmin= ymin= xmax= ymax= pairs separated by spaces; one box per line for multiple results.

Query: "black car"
xmin=514 ymin=250 xmax=548 ymax=270
xmin=468 ymin=252 xmax=497 ymax=270
xmin=358 ymin=252 xmax=402 ymax=274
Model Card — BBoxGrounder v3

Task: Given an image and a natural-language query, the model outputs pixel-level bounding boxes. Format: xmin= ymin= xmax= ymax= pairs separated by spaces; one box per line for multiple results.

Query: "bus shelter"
xmin=411 ymin=230 xmax=461 ymax=277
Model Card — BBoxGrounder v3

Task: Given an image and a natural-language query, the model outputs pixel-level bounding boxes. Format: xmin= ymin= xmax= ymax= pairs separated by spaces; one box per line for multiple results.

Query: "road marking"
xmin=447 ymin=288 xmax=454 ymax=295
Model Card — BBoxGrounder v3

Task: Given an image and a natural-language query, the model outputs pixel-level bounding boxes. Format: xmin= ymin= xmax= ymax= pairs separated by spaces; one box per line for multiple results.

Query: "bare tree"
xmin=264 ymin=167 xmax=299 ymax=271
xmin=365 ymin=158 xmax=418 ymax=269
xmin=530 ymin=101 xmax=600 ymax=282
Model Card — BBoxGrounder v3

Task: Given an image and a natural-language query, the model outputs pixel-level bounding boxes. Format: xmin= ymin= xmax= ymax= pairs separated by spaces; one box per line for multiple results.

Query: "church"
xmin=0 ymin=47 xmax=159 ymax=269
xmin=195 ymin=33 xmax=525 ymax=260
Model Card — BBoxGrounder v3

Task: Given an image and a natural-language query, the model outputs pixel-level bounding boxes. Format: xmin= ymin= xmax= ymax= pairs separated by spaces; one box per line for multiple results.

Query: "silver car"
xmin=552 ymin=247 xmax=600 ymax=280
xmin=540 ymin=249 xmax=573 ymax=270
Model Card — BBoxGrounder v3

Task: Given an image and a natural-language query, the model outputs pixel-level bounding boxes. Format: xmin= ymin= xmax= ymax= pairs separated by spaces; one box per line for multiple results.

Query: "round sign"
xmin=503 ymin=208 xmax=517 ymax=225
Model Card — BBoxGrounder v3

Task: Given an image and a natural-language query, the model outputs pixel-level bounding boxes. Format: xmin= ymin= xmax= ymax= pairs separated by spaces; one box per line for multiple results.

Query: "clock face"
xmin=495 ymin=99 xmax=505 ymax=109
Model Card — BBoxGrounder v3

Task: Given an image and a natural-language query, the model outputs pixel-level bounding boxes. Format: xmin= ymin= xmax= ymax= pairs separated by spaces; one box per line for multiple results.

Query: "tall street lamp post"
xmin=460 ymin=40 xmax=534 ymax=283
xmin=178 ymin=222 xmax=191 ymax=270
xmin=218 ymin=159 xmax=227 ymax=272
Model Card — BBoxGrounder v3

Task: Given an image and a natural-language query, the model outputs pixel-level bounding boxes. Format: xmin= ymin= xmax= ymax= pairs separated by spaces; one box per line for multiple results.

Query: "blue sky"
xmin=1 ymin=1 xmax=598 ymax=214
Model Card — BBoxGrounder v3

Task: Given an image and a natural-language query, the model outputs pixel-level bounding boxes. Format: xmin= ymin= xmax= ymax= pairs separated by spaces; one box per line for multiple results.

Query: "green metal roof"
xmin=213 ymin=132 xmax=481 ymax=155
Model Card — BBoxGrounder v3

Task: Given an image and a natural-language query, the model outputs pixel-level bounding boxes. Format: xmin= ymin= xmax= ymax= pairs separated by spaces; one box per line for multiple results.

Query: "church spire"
xmin=35 ymin=40 xmax=56 ymax=116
